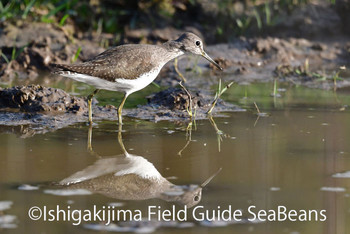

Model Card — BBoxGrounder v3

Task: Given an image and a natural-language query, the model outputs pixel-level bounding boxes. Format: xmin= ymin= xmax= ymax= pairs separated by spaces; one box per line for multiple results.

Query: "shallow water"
xmin=1 ymin=77 xmax=350 ymax=233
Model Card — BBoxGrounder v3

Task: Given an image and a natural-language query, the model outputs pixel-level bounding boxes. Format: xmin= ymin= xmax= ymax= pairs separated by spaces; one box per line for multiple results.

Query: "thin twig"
xmin=179 ymin=81 xmax=194 ymax=118
xmin=253 ymin=101 xmax=260 ymax=114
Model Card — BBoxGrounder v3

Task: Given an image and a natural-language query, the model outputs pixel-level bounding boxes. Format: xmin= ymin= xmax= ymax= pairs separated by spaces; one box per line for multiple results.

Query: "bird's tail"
xmin=50 ymin=64 xmax=74 ymax=75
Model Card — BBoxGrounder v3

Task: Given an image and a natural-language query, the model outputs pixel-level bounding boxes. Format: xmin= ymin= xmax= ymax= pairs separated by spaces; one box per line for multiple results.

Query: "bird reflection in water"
xmin=58 ymin=125 xmax=221 ymax=208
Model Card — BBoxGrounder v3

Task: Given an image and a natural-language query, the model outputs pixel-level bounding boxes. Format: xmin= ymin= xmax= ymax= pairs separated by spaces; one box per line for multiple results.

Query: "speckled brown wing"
xmin=54 ymin=44 xmax=161 ymax=81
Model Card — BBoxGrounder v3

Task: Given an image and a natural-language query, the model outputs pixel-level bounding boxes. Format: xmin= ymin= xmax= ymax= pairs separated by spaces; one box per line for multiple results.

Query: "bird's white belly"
xmin=115 ymin=67 xmax=161 ymax=95
xmin=60 ymin=67 xmax=161 ymax=95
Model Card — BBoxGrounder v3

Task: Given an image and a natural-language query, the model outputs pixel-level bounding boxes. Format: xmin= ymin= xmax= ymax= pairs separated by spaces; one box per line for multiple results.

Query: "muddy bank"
xmin=0 ymin=85 xmax=241 ymax=136
xmin=0 ymin=21 xmax=199 ymax=82
xmin=171 ymin=36 xmax=350 ymax=90
xmin=0 ymin=22 xmax=105 ymax=82
xmin=1 ymin=20 xmax=349 ymax=90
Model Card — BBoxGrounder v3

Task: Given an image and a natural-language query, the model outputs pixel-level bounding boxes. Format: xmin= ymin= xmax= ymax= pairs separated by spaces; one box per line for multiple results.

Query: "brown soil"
xmin=2 ymin=22 xmax=349 ymax=90
xmin=0 ymin=85 xmax=240 ymax=136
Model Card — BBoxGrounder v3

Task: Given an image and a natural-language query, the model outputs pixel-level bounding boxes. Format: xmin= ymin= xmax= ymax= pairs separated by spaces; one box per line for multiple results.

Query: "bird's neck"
xmin=161 ymin=40 xmax=185 ymax=61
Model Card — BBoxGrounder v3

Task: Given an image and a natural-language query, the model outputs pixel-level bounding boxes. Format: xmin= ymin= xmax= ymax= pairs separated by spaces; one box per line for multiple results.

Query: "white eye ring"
xmin=195 ymin=41 xmax=201 ymax=46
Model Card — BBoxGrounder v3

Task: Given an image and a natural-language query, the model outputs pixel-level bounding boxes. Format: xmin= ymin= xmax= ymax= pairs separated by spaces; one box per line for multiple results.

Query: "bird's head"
xmin=175 ymin=32 xmax=223 ymax=71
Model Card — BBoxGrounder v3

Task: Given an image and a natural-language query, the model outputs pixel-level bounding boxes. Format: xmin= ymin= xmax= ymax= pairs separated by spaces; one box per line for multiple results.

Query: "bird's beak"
xmin=200 ymin=168 xmax=222 ymax=188
xmin=202 ymin=51 xmax=223 ymax=71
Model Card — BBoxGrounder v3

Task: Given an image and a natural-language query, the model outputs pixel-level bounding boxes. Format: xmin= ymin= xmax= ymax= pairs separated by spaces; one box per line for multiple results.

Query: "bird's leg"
xmin=117 ymin=93 xmax=128 ymax=125
xmin=87 ymin=89 xmax=100 ymax=125
xmin=86 ymin=124 xmax=101 ymax=158
xmin=87 ymin=124 xmax=93 ymax=152
xmin=117 ymin=124 xmax=128 ymax=155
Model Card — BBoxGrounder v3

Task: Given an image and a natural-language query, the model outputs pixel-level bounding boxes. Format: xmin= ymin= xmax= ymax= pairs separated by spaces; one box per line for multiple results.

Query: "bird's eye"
xmin=194 ymin=195 xmax=200 ymax=201
xmin=195 ymin=41 xmax=201 ymax=46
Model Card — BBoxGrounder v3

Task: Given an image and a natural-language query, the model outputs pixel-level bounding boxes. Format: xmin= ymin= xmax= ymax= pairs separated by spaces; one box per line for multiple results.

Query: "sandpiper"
xmin=57 ymin=125 xmax=221 ymax=208
xmin=53 ymin=32 xmax=222 ymax=125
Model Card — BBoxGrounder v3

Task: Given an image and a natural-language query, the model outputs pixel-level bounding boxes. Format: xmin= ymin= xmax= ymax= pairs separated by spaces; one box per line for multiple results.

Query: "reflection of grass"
xmin=331 ymin=66 xmax=346 ymax=92
xmin=272 ymin=78 xmax=278 ymax=97
xmin=208 ymin=116 xmax=225 ymax=152
xmin=225 ymin=82 xmax=350 ymax=111
xmin=177 ymin=120 xmax=195 ymax=156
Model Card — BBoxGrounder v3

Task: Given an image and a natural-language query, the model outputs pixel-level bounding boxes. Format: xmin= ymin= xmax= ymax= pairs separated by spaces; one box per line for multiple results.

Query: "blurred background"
xmin=1 ymin=0 xmax=349 ymax=43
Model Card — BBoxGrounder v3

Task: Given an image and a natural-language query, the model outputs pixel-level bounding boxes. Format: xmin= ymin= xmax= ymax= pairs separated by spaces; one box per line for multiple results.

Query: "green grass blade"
xmin=42 ymin=2 xmax=67 ymax=22
xmin=219 ymin=81 xmax=234 ymax=96
xmin=15 ymin=44 xmax=28 ymax=59
xmin=236 ymin=19 xmax=243 ymax=28
xmin=0 ymin=1 xmax=14 ymax=19
xmin=1 ymin=52 xmax=10 ymax=64
xmin=265 ymin=2 xmax=271 ymax=25
xmin=151 ymin=82 xmax=160 ymax=88
xmin=11 ymin=47 xmax=16 ymax=61
xmin=71 ymin=46 xmax=81 ymax=63
xmin=22 ymin=0 xmax=36 ymax=19
xmin=253 ymin=8 xmax=262 ymax=29
xmin=59 ymin=14 xmax=69 ymax=26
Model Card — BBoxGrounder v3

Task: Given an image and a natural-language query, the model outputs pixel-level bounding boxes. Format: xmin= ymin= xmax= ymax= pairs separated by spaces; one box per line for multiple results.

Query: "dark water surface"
xmin=1 ymin=78 xmax=350 ymax=234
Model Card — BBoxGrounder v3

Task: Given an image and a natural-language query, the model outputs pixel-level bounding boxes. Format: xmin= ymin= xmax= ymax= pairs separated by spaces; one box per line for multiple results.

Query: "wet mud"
xmin=0 ymin=22 xmax=105 ymax=81
xmin=174 ymin=37 xmax=350 ymax=90
xmin=1 ymin=21 xmax=349 ymax=90
xmin=0 ymin=85 xmax=241 ymax=136
xmin=128 ymin=87 xmax=244 ymax=122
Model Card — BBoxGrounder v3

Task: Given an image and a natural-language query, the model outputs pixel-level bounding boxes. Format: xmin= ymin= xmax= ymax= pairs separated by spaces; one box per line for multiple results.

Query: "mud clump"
xmin=126 ymin=87 xmax=244 ymax=122
xmin=0 ymin=85 xmax=243 ymax=136
xmin=0 ymin=85 xmax=87 ymax=113
xmin=209 ymin=57 xmax=234 ymax=71
xmin=147 ymin=88 xmax=206 ymax=111
xmin=0 ymin=85 xmax=117 ymax=137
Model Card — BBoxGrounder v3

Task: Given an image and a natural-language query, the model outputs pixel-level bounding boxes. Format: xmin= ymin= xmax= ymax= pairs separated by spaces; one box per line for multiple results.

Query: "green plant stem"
xmin=71 ymin=46 xmax=81 ymax=63
xmin=207 ymin=80 xmax=234 ymax=115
